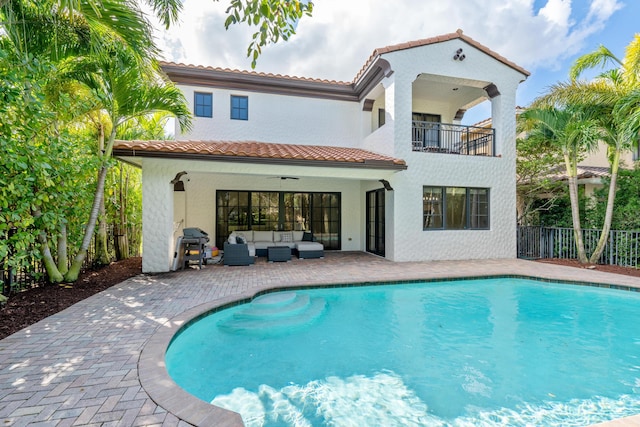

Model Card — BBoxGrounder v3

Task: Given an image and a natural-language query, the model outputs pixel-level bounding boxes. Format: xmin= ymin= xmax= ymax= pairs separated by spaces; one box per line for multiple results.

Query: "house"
xmin=113 ymin=29 xmax=529 ymax=273
xmin=574 ymin=142 xmax=638 ymax=199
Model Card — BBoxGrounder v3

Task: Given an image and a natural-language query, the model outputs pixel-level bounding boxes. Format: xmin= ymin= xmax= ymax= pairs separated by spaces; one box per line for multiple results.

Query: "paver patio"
xmin=1 ymin=252 xmax=639 ymax=426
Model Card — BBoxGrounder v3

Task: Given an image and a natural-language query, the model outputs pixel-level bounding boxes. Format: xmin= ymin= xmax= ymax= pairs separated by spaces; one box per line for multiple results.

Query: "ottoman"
xmin=296 ymin=242 xmax=324 ymax=259
xmin=267 ymin=246 xmax=291 ymax=262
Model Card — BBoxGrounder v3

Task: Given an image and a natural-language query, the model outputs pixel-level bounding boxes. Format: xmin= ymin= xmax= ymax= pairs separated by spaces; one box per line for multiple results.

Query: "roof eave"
xmin=112 ymin=149 xmax=408 ymax=171
xmin=161 ymin=63 xmax=359 ymax=102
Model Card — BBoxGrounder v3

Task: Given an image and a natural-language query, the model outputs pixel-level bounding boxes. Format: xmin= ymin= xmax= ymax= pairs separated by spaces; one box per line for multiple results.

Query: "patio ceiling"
xmin=413 ymin=74 xmax=490 ymax=112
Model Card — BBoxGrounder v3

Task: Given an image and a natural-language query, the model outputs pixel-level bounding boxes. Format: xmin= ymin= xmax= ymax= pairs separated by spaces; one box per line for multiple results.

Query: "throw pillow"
xmin=227 ymin=233 xmax=237 ymax=244
xmin=236 ymin=234 xmax=246 ymax=244
xmin=302 ymin=231 xmax=313 ymax=242
xmin=281 ymin=233 xmax=292 ymax=243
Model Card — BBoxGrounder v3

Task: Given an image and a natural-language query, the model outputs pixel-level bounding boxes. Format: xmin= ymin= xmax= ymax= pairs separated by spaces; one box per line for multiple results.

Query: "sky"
xmin=149 ymin=0 xmax=639 ymax=125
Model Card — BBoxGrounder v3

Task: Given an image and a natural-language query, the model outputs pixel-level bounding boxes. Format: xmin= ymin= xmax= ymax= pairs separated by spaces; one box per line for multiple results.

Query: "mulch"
xmin=0 ymin=256 xmax=638 ymax=341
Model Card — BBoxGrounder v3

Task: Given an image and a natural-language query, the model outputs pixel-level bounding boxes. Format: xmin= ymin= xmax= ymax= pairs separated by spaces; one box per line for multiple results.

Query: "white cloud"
xmin=150 ymin=0 xmax=623 ymax=80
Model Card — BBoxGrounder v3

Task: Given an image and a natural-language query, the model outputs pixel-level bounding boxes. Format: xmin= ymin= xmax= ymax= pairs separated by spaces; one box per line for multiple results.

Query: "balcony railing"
xmin=412 ymin=121 xmax=495 ymax=156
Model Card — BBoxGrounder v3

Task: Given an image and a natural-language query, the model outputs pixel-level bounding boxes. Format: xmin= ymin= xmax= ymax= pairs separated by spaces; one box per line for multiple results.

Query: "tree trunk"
xmin=95 ymin=199 xmax=110 ymax=265
xmin=65 ymin=125 xmax=119 ymax=282
xmin=564 ymin=154 xmax=589 ymax=263
xmin=94 ymin=124 xmax=111 ymax=265
xmin=38 ymin=231 xmax=64 ymax=284
xmin=56 ymin=222 xmax=68 ymax=275
xmin=589 ymin=149 xmax=621 ymax=264
xmin=64 ymin=163 xmax=109 ymax=282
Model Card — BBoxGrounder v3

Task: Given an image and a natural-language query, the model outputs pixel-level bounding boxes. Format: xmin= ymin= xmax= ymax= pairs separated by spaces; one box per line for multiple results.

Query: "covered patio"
xmin=0 ymin=253 xmax=639 ymax=426
xmin=113 ymin=140 xmax=407 ymax=273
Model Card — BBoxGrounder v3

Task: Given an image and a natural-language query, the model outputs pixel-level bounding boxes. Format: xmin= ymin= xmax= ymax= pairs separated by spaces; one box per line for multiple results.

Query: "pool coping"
xmin=138 ymin=273 xmax=640 ymax=427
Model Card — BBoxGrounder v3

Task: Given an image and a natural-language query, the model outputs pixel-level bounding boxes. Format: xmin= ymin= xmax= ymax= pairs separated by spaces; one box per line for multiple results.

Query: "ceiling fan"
xmin=267 ymin=176 xmax=299 ymax=180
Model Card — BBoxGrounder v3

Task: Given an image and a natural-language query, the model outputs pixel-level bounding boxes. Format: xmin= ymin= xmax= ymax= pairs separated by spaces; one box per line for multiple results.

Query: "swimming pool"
xmin=166 ymin=278 xmax=640 ymax=426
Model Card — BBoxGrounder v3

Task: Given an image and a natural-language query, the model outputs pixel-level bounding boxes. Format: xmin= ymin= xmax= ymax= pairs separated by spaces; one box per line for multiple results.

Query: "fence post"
xmin=608 ymin=230 xmax=613 ymax=265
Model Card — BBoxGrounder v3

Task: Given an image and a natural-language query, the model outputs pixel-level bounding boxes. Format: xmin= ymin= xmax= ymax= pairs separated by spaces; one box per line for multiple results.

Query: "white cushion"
xmin=254 ymin=241 xmax=271 ymax=250
xmin=275 ymin=242 xmax=295 ymax=249
xmin=235 ymin=230 xmax=253 ymax=241
xmin=227 ymin=233 xmax=237 ymax=244
xmin=253 ymin=230 xmax=274 ymax=242
xmin=292 ymin=231 xmax=304 ymax=241
xmin=296 ymin=242 xmax=324 ymax=251
xmin=247 ymin=243 xmax=256 ymax=257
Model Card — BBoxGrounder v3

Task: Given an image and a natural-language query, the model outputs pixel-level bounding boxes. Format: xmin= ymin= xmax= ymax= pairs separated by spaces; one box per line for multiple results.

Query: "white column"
xmin=490 ymin=86 xmax=517 ymax=162
xmin=142 ymin=160 xmax=175 ymax=273
xmin=490 ymin=85 xmax=518 ymax=258
xmin=390 ymin=71 xmax=413 ymax=158
xmin=387 ymin=72 xmax=414 ymax=261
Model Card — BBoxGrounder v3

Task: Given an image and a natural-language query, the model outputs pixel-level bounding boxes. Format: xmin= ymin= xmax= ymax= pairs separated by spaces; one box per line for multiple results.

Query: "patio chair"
xmin=223 ymin=242 xmax=255 ymax=266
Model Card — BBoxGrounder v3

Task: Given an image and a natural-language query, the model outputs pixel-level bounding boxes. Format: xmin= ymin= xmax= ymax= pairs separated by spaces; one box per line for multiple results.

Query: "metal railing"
xmin=517 ymin=226 xmax=640 ymax=268
xmin=412 ymin=121 xmax=495 ymax=156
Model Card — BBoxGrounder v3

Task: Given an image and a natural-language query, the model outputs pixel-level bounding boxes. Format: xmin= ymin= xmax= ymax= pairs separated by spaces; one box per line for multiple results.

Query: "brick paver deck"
xmin=1 ymin=252 xmax=639 ymax=426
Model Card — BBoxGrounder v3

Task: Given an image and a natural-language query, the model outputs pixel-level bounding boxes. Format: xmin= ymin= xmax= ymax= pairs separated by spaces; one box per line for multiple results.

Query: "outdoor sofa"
xmin=227 ymin=230 xmax=324 ymax=259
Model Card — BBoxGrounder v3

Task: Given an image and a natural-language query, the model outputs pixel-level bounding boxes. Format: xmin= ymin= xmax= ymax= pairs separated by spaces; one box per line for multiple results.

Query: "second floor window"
xmin=194 ymin=92 xmax=212 ymax=118
xmin=231 ymin=95 xmax=248 ymax=120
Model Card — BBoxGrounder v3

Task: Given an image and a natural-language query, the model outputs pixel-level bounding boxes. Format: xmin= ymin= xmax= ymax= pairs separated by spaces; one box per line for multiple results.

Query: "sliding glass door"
xmin=366 ymin=189 xmax=385 ymax=256
xmin=216 ymin=190 xmax=341 ymax=250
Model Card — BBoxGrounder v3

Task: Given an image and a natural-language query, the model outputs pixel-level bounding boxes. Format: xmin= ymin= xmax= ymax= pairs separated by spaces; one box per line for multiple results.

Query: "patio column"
xmin=490 ymin=85 xmax=518 ymax=258
xmin=490 ymin=85 xmax=517 ymax=162
xmin=390 ymin=70 xmax=413 ymax=158
xmin=141 ymin=160 xmax=175 ymax=273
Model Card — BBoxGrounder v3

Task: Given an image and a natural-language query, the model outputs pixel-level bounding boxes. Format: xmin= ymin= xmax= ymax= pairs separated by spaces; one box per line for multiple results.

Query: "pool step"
xmin=233 ymin=293 xmax=312 ymax=320
xmin=252 ymin=292 xmax=298 ymax=307
xmin=218 ymin=292 xmax=326 ymax=334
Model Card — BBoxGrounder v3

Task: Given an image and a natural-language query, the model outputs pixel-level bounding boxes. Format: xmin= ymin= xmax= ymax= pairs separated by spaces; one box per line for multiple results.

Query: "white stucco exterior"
xmin=177 ymin=86 xmax=363 ymax=147
xmin=126 ymin=31 xmax=529 ymax=272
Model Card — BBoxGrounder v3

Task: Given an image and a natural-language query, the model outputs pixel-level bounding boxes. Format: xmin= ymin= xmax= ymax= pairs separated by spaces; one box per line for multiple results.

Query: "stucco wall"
xmin=141 ymin=160 xmax=175 ymax=273
xmin=176 ymin=85 xmax=362 ymax=146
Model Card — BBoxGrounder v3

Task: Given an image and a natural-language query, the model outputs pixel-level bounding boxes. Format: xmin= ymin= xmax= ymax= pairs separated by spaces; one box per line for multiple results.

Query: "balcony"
xmin=412 ymin=121 xmax=495 ymax=156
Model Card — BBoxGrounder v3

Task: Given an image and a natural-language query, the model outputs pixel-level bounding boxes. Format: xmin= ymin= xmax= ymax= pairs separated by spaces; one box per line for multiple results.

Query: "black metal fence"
xmin=412 ymin=121 xmax=495 ymax=156
xmin=1 ymin=224 xmax=141 ymax=295
xmin=517 ymin=226 xmax=640 ymax=268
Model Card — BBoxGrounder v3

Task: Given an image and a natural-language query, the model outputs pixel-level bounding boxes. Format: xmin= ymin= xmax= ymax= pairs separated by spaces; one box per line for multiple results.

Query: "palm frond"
xmin=144 ymin=0 xmax=182 ymax=29
xmin=78 ymin=0 xmax=158 ymax=60
xmin=623 ymin=34 xmax=640 ymax=86
xmin=570 ymin=45 xmax=621 ymax=81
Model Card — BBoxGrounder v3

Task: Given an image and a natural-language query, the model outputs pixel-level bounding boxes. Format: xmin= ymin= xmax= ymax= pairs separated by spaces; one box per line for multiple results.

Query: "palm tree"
xmin=59 ymin=44 xmax=191 ymax=281
xmin=520 ymin=106 xmax=604 ymax=263
xmin=537 ymin=35 xmax=640 ymax=263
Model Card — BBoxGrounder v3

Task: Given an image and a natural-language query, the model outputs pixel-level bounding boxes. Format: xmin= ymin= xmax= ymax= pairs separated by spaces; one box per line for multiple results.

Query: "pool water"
xmin=166 ymin=278 xmax=640 ymax=426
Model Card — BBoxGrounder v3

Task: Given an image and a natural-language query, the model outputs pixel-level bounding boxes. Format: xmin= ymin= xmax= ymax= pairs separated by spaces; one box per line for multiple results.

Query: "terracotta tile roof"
xmin=161 ymin=29 xmax=528 ymax=88
xmin=159 ymin=61 xmax=353 ymax=86
xmin=113 ymin=140 xmax=407 ymax=168
xmin=355 ymin=29 xmax=530 ymax=83
xmin=545 ymin=165 xmax=610 ymax=182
